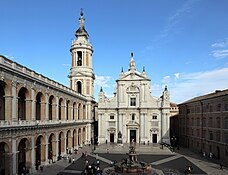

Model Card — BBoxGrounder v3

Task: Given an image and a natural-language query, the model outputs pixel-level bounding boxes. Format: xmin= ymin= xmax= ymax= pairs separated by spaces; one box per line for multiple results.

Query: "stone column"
xmin=64 ymin=99 xmax=69 ymax=121
xmin=25 ymin=99 xmax=32 ymax=121
xmin=83 ymin=51 xmax=85 ymax=66
xmin=76 ymin=104 xmax=78 ymax=120
xmin=4 ymin=96 xmax=12 ymax=121
xmin=12 ymin=139 xmax=17 ymax=175
xmin=143 ymin=114 xmax=146 ymax=138
xmin=63 ymin=99 xmax=67 ymax=121
xmin=68 ymin=136 xmax=73 ymax=153
xmin=75 ymin=129 xmax=78 ymax=149
xmin=45 ymin=135 xmax=49 ymax=165
xmin=40 ymin=102 xmax=46 ymax=121
xmin=45 ymin=93 xmax=49 ymax=121
xmin=61 ymin=136 xmax=66 ymax=155
xmin=140 ymin=113 xmax=144 ymax=142
xmin=31 ymin=136 xmax=36 ymax=172
xmin=11 ymin=81 xmax=17 ymax=123
xmin=55 ymin=96 xmax=59 ymax=120
xmin=31 ymin=88 xmax=35 ymax=122
xmin=68 ymin=102 xmax=70 ymax=121
xmin=87 ymin=124 xmax=91 ymax=144
xmin=118 ymin=113 xmax=122 ymax=134
xmin=40 ymin=143 xmax=46 ymax=165
xmin=98 ymin=114 xmax=102 ymax=137
xmin=54 ymin=139 xmax=59 ymax=162
xmin=141 ymin=84 xmax=145 ymax=102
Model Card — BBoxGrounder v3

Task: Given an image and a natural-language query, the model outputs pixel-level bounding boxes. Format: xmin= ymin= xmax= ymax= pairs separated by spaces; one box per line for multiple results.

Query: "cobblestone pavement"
xmin=31 ymin=143 xmax=228 ymax=175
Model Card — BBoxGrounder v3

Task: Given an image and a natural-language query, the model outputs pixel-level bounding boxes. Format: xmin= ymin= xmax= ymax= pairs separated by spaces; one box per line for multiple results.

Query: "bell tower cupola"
xmin=69 ymin=9 xmax=95 ymax=99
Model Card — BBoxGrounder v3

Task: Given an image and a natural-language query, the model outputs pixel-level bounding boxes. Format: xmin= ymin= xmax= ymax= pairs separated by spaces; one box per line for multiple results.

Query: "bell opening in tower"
xmin=77 ymin=81 xmax=82 ymax=94
xmin=77 ymin=51 xmax=82 ymax=66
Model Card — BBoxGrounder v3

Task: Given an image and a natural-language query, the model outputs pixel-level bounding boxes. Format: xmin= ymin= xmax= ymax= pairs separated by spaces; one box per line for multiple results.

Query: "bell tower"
xmin=69 ymin=9 xmax=95 ymax=99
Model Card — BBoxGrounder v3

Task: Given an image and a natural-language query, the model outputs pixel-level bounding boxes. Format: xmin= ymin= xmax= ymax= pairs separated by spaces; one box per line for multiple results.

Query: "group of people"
xmin=83 ymin=158 xmax=103 ymax=175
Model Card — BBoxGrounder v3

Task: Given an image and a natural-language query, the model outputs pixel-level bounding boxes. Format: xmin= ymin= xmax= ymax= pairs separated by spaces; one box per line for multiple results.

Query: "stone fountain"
xmin=104 ymin=143 xmax=154 ymax=175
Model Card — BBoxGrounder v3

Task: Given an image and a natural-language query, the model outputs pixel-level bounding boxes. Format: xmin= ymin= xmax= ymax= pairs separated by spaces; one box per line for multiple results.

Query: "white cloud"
xmin=62 ymin=63 xmax=70 ymax=67
xmin=169 ymin=68 xmax=228 ymax=103
xmin=162 ymin=75 xmax=171 ymax=84
xmin=94 ymin=75 xmax=112 ymax=88
xmin=211 ymin=38 xmax=228 ymax=59
xmin=95 ymin=68 xmax=228 ymax=106
xmin=211 ymin=50 xmax=228 ymax=59
xmin=174 ymin=73 xmax=180 ymax=79
xmin=211 ymin=38 xmax=228 ymax=48
xmin=156 ymin=0 xmax=199 ymax=41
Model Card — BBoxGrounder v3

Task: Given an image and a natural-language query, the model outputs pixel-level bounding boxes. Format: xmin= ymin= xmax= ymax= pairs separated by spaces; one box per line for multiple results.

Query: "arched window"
xmin=66 ymin=100 xmax=70 ymax=120
xmin=77 ymin=81 xmax=82 ymax=94
xmin=83 ymin=105 xmax=86 ymax=119
xmin=77 ymin=51 xmax=82 ymax=66
xmin=18 ymin=87 xmax=27 ymax=120
xmin=59 ymin=98 xmax=63 ymax=120
xmin=73 ymin=102 xmax=76 ymax=120
xmin=78 ymin=103 xmax=81 ymax=120
xmin=0 ymin=81 xmax=5 ymax=120
xmin=49 ymin=95 xmax=54 ymax=120
xmin=36 ymin=92 xmax=42 ymax=120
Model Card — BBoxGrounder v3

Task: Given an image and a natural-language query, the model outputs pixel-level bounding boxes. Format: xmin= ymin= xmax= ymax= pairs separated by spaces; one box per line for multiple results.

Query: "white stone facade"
xmin=98 ymin=54 xmax=171 ymax=144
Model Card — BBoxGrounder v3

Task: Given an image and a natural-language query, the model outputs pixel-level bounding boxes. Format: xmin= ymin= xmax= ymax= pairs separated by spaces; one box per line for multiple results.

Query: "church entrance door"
xmin=110 ymin=133 xmax=114 ymax=143
xmin=152 ymin=134 xmax=157 ymax=143
xmin=130 ymin=130 xmax=136 ymax=143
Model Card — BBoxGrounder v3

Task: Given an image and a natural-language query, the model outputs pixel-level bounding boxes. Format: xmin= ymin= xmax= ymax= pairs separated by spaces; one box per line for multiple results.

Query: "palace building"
xmin=0 ymin=10 xmax=95 ymax=175
xmin=177 ymin=89 xmax=228 ymax=166
xmin=97 ymin=53 xmax=171 ymax=145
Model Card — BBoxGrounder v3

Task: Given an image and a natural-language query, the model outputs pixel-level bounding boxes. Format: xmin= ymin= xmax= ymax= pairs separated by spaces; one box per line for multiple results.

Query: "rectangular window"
xmin=202 ymin=130 xmax=206 ymax=138
xmin=132 ymin=114 xmax=135 ymax=120
xmin=209 ymin=132 xmax=213 ymax=140
xmin=152 ymin=115 xmax=157 ymax=119
xmin=216 ymin=132 xmax=220 ymax=142
xmin=209 ymin=105 xmax=213 ymax=112
xmin=196 ymin=118 xmax=200 ymax=126
xmin=202 ymin=118 xmax=206 ymax=127
xmin=110 ymin=115 xmax=114 ymax=119
xmin=217 ymin=104 xmax=221 ymax=112
xmin=216 ymin=118 xmax=221 ymax=128
xmin=224 ymin=134 xmax=228 ymax=144
xmin=224 ymin=119 xmax=228 ymax=129
xmin=130 ymin=98 xmax=136 ymax=106
xmin=187 ymin=109 xmax=190 ymax=114
xmin=208 ymin=117 xmax=213 ymax=127
xmin=224 ymin=104 xmax=228 ymax=111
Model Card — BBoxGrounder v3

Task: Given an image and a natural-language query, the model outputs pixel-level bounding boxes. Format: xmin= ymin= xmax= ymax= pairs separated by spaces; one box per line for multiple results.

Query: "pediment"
xmin=119 ymin=72 xmax=149 ymax=81
xmin=126 ymin=121 xmax=139 ymax=126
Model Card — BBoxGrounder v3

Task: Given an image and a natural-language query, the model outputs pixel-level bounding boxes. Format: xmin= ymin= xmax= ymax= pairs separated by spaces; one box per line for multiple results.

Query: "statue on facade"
xmin=117 ymin=131 xmax=123 ymax=145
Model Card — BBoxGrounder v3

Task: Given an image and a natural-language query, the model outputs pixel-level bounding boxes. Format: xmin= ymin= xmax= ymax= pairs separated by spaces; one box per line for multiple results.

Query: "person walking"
xmin=220 ymin=161 xmax=223 ymax=170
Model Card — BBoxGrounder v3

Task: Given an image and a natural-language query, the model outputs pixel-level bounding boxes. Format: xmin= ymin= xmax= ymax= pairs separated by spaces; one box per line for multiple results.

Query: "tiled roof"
xmin=170 ymin=102 xmax=177 ymax=107
xmin=181 ymin=89 xmax=228 ymax=104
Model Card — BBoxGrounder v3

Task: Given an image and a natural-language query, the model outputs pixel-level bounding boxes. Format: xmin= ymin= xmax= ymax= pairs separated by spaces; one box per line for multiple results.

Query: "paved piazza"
xmin=32 ymin=143 xmax=228 ymax=175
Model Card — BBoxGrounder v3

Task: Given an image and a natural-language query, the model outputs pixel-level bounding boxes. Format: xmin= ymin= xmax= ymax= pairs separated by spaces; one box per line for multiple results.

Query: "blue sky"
xmin=1 ymin=0 xmax=228 ymax=104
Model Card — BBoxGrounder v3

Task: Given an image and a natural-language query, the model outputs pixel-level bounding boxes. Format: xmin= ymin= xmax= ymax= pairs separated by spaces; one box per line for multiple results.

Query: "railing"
xmin=0 ymin=55 xmax=86 ymax=98
xmin=0 ymin=118 xmax=92 ymax=128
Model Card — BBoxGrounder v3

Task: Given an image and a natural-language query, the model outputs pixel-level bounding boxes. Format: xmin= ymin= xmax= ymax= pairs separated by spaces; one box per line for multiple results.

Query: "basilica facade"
xmin=98 ymin=54 xmax=171 ymax=145
xmin=0 ymin=11 xmax=95 ymax=175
